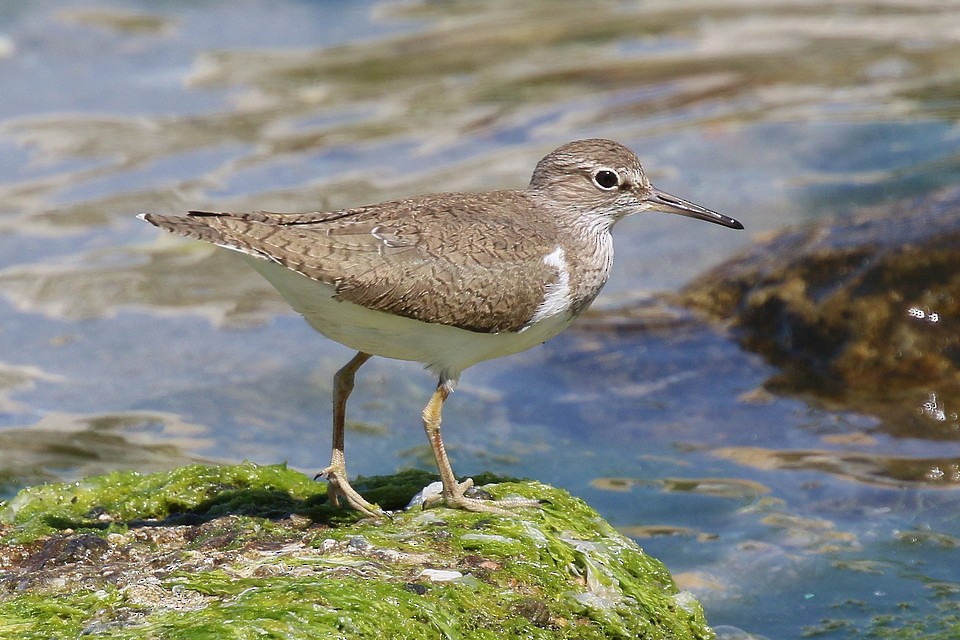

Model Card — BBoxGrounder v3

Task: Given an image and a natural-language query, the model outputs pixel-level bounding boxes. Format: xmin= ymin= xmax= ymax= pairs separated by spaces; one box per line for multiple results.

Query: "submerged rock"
xmin=677 ymin=186 xmax=960 ymax=436
xmin=0 ymin=462 xmax=713 ymax=639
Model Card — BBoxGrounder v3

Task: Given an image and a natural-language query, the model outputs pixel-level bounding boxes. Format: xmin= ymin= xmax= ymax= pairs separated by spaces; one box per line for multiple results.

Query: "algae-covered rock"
xmin=0 ymin=462 xmax=712 ymax=639
xmin=677 ymin=186 xmax=960 ymax=436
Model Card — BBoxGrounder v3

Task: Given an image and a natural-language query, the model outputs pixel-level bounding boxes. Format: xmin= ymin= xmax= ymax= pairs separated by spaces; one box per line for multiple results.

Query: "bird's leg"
xmin=421 ymin=378 xmax=540 ymax=514
xmin=316 ymin=351 xmax=383 ymax=517
xmin=421 ymin=381 xmax=473 ymax=502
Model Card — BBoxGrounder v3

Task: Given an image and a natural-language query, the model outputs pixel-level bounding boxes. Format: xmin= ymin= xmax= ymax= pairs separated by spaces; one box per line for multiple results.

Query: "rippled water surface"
xmin=2 ymin=1 xmax=960 ymax=638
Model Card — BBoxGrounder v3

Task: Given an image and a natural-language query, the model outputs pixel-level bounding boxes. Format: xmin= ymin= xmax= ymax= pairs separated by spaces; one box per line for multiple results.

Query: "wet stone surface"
xmin=678 ymin=186 xmax=960 ymax=437
xmin=0 ymin=463 xmax=712 ymax=639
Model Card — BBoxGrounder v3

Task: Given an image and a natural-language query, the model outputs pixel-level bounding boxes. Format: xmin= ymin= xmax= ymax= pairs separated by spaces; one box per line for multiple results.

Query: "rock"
xmin=0 ymin=462 xmax=713 ymax=639
xmin=417 ymin=568 xmax=463 ymax=582
xmin=677 ymin=186 xmax=960 ymax=435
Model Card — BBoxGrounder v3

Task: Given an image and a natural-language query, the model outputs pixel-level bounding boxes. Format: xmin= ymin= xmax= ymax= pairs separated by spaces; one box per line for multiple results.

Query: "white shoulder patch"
xmin=529 ymin=246 xmax=572 ymax=324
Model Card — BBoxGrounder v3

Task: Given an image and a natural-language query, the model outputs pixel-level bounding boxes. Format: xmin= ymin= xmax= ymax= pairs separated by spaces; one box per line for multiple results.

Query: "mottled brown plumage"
xmin=141 ymin=138 xmax=743 ymax=516
xmin=146 ymin=191 xmax=571 ymax=333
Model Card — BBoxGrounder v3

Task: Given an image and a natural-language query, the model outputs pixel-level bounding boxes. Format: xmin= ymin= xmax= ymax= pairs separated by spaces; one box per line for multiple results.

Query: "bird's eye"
xmin=593 ymin=169 xmax=620 ymax=190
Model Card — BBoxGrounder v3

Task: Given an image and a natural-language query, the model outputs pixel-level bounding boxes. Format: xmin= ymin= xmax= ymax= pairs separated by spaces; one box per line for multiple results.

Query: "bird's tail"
xmin=138 ymin=211 xmax=229 ymax=245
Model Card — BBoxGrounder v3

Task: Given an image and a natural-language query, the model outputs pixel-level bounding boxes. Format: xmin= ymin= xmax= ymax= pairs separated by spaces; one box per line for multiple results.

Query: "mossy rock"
xmin=0 ymin=462 xmax=713 ymax=639
xmin=677 ymin=186 xmax=960 ymax=436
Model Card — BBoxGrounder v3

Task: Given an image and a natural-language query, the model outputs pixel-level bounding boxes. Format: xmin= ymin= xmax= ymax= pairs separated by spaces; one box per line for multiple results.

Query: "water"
xmin=2 ymin=1 xmax=960 ymax=637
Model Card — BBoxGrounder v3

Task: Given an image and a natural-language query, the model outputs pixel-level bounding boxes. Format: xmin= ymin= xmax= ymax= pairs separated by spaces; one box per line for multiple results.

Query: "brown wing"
xmin=141 ymin=192 xmax=560 ymax=333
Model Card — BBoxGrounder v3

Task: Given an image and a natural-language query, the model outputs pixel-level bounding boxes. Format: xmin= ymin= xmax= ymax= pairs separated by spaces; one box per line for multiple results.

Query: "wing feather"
xmin=141 ymin=191 xmax=560 ymax=333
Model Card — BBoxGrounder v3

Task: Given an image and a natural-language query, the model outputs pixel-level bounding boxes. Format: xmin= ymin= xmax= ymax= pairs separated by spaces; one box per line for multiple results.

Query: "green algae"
xmin=0 ymin=463 xmax=713 ymax=639
xmin=0 ymin=462 xmax=324 ymax=543
xmin=803 ymin=610 xmax=960 ymax=639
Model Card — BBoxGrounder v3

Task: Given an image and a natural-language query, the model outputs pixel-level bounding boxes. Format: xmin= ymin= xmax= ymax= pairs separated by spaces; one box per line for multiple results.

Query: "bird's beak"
xmin=644 ymin=187 xmax=743 ymax=230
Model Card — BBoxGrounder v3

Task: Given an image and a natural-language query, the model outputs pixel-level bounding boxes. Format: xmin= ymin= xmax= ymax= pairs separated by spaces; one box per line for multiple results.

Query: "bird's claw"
xmin=414 ymin=477 xmax=542 ymax=515
xmin=316 ymin=465 xmax=386 ymax=518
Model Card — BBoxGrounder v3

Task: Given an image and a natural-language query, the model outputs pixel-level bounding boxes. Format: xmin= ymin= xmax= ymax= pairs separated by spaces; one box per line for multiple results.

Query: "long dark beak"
xmin=646 ymin=188 xmax=743 ymax=230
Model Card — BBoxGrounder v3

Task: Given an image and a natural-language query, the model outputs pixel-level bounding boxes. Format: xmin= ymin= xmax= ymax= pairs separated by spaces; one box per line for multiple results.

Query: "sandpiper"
xmin=141 ymin=139 xmax=743 ymax=516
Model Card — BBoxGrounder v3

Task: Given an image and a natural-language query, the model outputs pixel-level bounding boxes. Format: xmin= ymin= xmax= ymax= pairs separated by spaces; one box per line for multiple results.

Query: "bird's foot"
xmin=417 ymin=477 xmax=543 ymax=515
xmin=315 ymin=465 xmax=385 ymax=518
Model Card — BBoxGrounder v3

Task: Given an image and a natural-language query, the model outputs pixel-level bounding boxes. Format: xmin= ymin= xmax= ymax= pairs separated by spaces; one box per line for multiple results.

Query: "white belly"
xmin=246 ymin=256 xmax=573 ymax=382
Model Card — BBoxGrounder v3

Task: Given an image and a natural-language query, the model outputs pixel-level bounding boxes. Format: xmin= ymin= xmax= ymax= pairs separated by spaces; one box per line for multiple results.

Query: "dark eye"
xmin=593 ymin=169 xmax=620 ymax=190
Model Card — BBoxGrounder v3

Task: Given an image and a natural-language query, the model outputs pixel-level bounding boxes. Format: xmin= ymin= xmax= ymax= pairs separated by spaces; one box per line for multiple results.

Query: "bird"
xmin=140 ymin=138 xmax=743 ymax=517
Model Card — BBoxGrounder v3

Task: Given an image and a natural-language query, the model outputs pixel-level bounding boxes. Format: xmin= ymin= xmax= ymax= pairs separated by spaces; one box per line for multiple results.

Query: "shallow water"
xmin=2 ymin=1 xmax=960 ymax=637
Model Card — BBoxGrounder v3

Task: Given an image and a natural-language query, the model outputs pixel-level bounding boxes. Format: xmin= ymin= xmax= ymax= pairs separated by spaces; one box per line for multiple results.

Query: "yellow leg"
xmin=317 ymin=352 xmax=383 ymax=517
xmin=422 ymin=379 xmax=540 ymax=513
